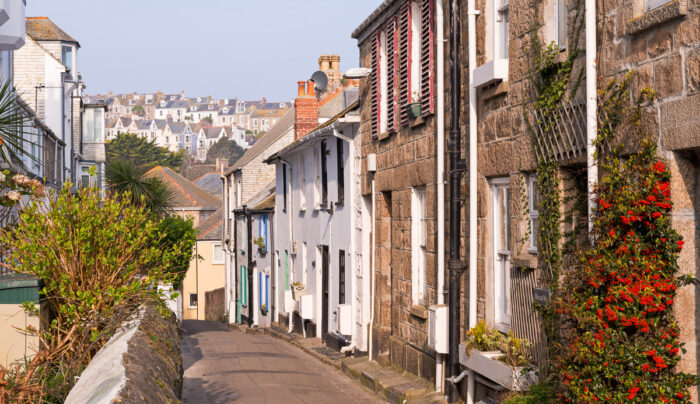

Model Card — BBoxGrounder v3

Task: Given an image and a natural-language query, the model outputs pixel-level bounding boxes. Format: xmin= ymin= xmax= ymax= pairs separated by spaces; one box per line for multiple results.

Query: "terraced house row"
xmin=215 ymin=0 xmax=700 ymax=402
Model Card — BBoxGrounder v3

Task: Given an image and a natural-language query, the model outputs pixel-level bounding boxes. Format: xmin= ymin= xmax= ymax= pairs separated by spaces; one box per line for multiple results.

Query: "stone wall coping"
xmin=625 ymin=0 xmax=686 ymax=36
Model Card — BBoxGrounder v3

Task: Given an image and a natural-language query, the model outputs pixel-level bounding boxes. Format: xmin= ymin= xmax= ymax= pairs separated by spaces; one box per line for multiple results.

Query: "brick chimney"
xmin=216 ymin=158 xmax=228 ymax=173
xmin=329 ymin=54 xmax=340 ymax=71
xmin=294 ymin=81 xmax=319 ymax=140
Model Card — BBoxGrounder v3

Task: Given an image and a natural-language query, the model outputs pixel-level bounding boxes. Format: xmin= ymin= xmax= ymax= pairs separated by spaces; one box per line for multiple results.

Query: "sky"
xmin=25 ymin=0 xmax=382 ymax=102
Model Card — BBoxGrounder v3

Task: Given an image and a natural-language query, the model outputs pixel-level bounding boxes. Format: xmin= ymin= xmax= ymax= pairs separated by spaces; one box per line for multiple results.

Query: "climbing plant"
xmin=554 ymin=76 xmax=699 ymax=401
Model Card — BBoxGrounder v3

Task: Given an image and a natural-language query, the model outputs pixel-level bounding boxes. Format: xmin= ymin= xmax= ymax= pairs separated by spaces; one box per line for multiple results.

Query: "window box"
xmin=473 ymin=59 xmax=509 ymax=89
xmin=406 ymin=102 xmax=422 ymax=119
xmin=458 ymin=344 xmax=537 ymax=391
xmin=291 ymin=283 xmax=306 ymax=301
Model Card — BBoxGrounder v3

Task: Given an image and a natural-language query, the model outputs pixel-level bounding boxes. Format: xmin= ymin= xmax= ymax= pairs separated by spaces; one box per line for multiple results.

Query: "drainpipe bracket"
xmin=447 ymin=259 xmax=465 ymax=272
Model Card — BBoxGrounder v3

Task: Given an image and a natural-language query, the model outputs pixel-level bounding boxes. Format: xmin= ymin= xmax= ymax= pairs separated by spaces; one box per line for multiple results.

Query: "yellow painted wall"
xmin=182 ymin=240 xmax=225 ymax=320
xmin=0 ymin=304 xmax=41 ymax=368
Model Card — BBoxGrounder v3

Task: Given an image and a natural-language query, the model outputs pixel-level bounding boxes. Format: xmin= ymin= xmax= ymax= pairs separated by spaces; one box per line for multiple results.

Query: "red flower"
xmin=678 ymin=240 xmax=684 ymax=250
xmin=628 ymin=387 xmax=640 ymax=399
xmin=652 ymin=212 xmax=662 ymax=219
xmin=654 ymin=161 xmax=666 ymax=173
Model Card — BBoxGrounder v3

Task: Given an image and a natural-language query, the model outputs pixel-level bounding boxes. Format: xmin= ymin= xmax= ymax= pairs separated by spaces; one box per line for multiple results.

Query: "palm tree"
xmin=105 ymin=160 xmax=173 ymax=216
xmin=0 ymin=77 xmax=36 ymax=170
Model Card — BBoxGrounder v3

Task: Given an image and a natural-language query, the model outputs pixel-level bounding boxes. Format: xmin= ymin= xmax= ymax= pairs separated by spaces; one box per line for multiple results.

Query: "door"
xmin=491 ymin=178 xmax=511 ymax=331
xmin=321 ymin=245 xmax=330 ymax=342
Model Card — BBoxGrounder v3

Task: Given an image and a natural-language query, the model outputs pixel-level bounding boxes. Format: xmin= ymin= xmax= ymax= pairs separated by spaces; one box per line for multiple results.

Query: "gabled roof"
xmin=225 ymin=108 xmax=294 ymax=175
xmin=26 ymin=17 xmax=80 ymax=46
xmin=144 ymin=166 xmax=221 ymax=209
xmin=167 ymin=122 xmax=187 ymax=134
xmin=202 ymin=127 xmax=225 ymax=139
xmin=196 ymin=209 xmax=223 ymax=241
xmin=193 ymin=172 xmax=224 ymax=196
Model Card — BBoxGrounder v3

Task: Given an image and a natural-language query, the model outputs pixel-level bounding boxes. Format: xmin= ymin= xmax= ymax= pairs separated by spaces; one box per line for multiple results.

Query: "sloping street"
xmin=181 ymin=320 xmax=381 ymax=403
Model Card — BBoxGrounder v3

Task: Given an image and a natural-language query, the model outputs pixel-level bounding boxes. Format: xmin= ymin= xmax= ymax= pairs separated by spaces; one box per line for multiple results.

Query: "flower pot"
xmin=291 ymin=284 xmax=306 ymax=301
xmin=406 ymin=102 xmax=421 ymax=119
xmin=458 ymin=344 xmax=537 ymax=391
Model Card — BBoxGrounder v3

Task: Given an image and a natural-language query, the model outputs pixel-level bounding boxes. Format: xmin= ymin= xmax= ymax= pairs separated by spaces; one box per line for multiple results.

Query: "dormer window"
xmin=61 ymin=46 xmax=73 ymax=78
xmin=208 ymin=105 xmax=214 ymax=110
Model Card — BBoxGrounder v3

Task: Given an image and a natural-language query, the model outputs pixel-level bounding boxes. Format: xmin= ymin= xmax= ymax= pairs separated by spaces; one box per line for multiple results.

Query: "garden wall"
xmin=65 ymin=304 xmax=182 ymax=404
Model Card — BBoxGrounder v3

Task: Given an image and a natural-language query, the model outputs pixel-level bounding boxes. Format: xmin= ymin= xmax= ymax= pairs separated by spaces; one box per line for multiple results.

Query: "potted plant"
xmin=260 ymin=303 xmax=268 ymax=315
xmin=458 ymin=320 xmax=537 ymax=391
xmin=291 ymin=281 xmax=306 ymax=301
xmin=254 ymin=236 xmax=266 ymax=255
xmin=406 ymin=90 xmax=421 ymax=119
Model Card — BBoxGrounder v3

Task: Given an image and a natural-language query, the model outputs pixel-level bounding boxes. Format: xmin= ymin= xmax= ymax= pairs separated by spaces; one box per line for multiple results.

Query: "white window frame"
xmin=411 ymin=186 xmax=427 ymax=305
xmin=212 ymin=242 xmax=225 ymax=264
xmin=528 ymin=175 xmax=540 ymax=253
xmin=491 ymin=177 xmax=511 ymax=332
xmin=495 ymin=0 xmax=509 ymax=60
xmin=189 ymin=293 xmax=198 ymax=308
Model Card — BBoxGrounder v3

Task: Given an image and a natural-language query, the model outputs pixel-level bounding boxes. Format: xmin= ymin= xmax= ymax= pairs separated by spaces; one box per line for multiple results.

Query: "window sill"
xmin=473 ymin=59 xmax=509 ymax=88
xmin=512 ymin=254 xmax=537 ymax=270
xmin=378 ymin=130 xmax=393 ymax=141
xmin=479 ymin=81 xmax=509 ymax=102
xmin=410 ymin=115 xmax=428 ymax=129
xmin=625 ymin=0 xmax=685 ymax=36
xmin=410 ymin=304 xmax=428 ymax=320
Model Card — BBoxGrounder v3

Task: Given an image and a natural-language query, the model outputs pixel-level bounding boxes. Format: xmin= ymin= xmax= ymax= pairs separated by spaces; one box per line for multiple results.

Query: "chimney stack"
xmin=216 ymin=158 xmax=228 ymax=173
xmin=318 ymin=54 xmax=331 ymax=71
xmin=294 ymin=81 xmax=319 ymax=140
xmin=330 ymin=54 xmax=340 ymax=71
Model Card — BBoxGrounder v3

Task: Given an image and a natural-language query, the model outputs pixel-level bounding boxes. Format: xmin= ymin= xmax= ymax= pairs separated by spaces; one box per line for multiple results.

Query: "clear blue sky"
xmin=26 ymin=0 xmax=381 ymax=101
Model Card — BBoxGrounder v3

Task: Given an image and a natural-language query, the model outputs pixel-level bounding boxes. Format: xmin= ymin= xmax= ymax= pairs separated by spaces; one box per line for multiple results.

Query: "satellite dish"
xmin=310 ymin=71 xmax=329 ymax=92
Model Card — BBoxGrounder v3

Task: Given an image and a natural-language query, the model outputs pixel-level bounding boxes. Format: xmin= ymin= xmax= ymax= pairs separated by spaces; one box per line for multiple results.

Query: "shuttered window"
xmin=398 ymin=1 xmax=412 ymax=126
xmin=371 ymin=31 xmax=381 ymax=139
xmin=386 ymin=17 xmax=398 ymax=133
xmin=420 ymin=0 xmax=435 ymax=115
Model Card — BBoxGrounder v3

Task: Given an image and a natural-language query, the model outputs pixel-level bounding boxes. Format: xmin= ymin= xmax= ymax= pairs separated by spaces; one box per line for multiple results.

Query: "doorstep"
xmin=230 ymin=322 xmax=447 ymax=404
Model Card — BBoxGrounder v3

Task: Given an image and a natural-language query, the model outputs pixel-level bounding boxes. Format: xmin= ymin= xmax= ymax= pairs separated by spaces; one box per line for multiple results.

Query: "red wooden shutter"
xmin=371 ymin=31 xmax=380 ymax=139
xmin=398 ymin=1 xmax=412 ymax=126
xmin=386 ymin=17 xmax=398 ymax=133
xmin=420 ymin=0 xmax=435 ymax=115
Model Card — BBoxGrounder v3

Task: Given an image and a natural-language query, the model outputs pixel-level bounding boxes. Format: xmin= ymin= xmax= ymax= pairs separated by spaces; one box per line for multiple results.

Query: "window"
xmin=528 ymin=176 xmax=540 ymax=252
xmin=258 ymin=215 xmax=269 ymax=254
xmin=646 ymin=0 xmax=671 ymax=11
xmin=337 ymin=138 xmax=345 ymax=205
xmin=189 ymin=293 xmax=198 ymax=308
xmin=81 ymin=166 xmax=91 ymax=188
xmin=236 ymin=181 xmax=242 ymax=207
xmin=410 ymin=1 xmax=421 ymax=98
xmin=491 ymin=178 xmax=511 ymax=330
xmin=411 ymin=187 xmax=427 ymax=305
xmin=339 ymin=250 xmax=346 ymax=304
xmin=313 ymin=148 xmax=320 ymax=209
xmin=253 ymin=119 xmax=258 ymax=127
xmin=213 ymin=242 xmax=224 ymax=264
xmin=82 ymin=108 xmax=104 ymax=143
xmin=185 ymin=135 xmax=190 ymax=142
xmin=282 ymin=165 xmax=288 ymax=212
xmin=495 ymin=0 xmax=509 ymax=59
xmin=302 ymin=242 xmax=308 ymax=285
xmin=300 ymin=158 xmax=306 ymax=210
xmin=61 ymin=46 xmax=73 ymax=77
xmin=321 ymin=140 xmax=328 ymax=208
xmin=165 ymin=136 xmax=169 ymax=143
xmin=556 ymin=0 xmax=567 ymax=48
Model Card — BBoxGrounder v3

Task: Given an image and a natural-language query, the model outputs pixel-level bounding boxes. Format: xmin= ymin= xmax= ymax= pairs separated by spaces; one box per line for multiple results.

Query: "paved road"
xmin=181 ymin=320 xmax=382 ymax=403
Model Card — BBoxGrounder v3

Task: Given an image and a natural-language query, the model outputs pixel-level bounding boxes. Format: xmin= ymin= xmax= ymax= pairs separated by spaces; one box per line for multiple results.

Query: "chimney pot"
xmin=307 ymin=81 xmax=315 ymax=97
xmin=319 ymin=54 xmax=331 ymax=71
xmin=330 ymin=55 xmax=341 ymax=71
xmin=297 ymin=81 xmax=307 ymax=97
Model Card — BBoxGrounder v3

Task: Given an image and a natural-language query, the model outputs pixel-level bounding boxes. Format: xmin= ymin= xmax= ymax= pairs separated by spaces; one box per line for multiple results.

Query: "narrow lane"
xmin=181 ymin=320 xmax=382 ymax=403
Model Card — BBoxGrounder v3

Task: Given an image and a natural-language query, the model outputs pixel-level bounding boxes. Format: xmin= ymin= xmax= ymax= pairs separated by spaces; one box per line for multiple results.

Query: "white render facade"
xmin=268 ymin=109 xmax=368 ymax=351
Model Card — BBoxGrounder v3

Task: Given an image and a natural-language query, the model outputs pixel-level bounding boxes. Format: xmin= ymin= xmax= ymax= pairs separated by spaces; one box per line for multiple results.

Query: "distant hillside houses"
xmin=83 ymin=92 xmax=291 ymax=134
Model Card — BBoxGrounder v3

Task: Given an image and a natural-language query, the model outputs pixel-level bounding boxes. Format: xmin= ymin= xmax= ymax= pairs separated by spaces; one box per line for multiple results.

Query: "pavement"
xmin=181 ymin=320 xmax=383 ymax=403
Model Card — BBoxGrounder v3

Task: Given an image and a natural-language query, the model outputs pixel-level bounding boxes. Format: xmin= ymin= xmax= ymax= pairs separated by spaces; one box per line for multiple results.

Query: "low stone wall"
xmin=65 ymin=304 xmax=182 ymax=404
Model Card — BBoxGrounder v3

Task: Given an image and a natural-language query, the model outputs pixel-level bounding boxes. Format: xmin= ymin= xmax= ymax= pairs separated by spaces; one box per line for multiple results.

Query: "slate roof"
xmin=159 ymin=100 xmax=189 ymax=109
xmin=196 ymin=209 xmax=223 ymax=241
xmin=167 ymin=122 xmax=187 ymax=134
xmin=202 ymin=127 xmax=224 ymax=139
xmin=245 ymin=180 xmax=276 ymax=211
xmin=144 ymin=166 xmax=220 ymax=209
xmin=226 ymin=108 xmax=294 ymax=174
xmin=26 ymin=17 xmax=79 ymax=45
xmin=193 ymin=172 xmax=224 ymax=197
